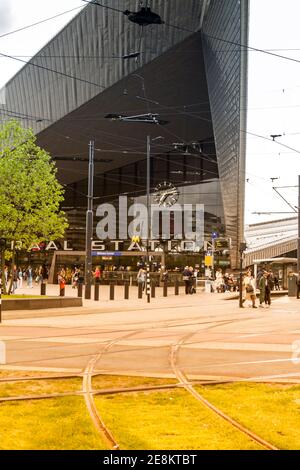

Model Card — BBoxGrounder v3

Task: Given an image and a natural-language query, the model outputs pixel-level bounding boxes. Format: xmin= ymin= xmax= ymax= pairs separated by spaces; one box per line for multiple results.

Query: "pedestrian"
xmin=265 ymin=272 xmax=274 ymax=306
xmin=189 ymin=266 xmax=196 ymax=294
xmin=12 ymin=266 xmax=18 ymax=294
xmin=26 ymin=266 xmax=33 ymax=288
xmin=214 ymin=268 xmax=224 ymax=293
xmin=259 ymin=271 xmax=268 ymax=308
xmin=183 ymin=266 xmax=192 ymax=295
xmin=18 ymin=267 xmax=23 ymax=289
xmin=273 ymin=275 xmax=280 ymax=291
xmin=93 ymin=266 xmax=101 ymax=284
xmin=137 ymin=267 xmax=146 ymax=291
xmin=243 ymin=269 xmax=257 ymax=308
xmin=72 ymin=267 xmax=79 ymax=289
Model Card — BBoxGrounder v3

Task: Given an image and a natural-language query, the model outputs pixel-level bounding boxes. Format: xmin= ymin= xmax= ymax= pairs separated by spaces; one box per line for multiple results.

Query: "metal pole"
xmin=85 ymin=140 xmax=94 ymax=300
xmin=298 ymin=175 xmax=300 ymax=272
xmin=239 ymin=251 xmax=243 ymax=308
xmin=146 ymin=135 xmax=151 ymax=303
xmin=238 ymin=243 xmax=246 ymax=308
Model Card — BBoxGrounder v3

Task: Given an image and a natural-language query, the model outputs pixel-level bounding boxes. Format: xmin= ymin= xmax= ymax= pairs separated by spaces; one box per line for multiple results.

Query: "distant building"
xmin=244 ymin=217 xmax=298 ymax=266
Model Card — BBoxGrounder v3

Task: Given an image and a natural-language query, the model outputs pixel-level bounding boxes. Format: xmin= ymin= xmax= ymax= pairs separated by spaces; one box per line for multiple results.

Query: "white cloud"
xmin=0 ymin=0 xmax=12 ymax=34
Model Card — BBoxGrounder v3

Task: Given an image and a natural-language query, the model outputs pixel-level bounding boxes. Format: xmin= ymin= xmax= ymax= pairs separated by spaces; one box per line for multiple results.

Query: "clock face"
xmin=154 ymin=181 xmax=179 ymax=207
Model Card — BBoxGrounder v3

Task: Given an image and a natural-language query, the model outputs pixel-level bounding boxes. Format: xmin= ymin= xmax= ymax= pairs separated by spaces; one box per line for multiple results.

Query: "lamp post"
xmin=239 ymin=242 xmax=247 ymax=308
xmin=146 ymin=135 xmax=151 ymax=303
xmin=84 ymin=140 xmax=94 ymax=300
xmin=298 ymin=175 xmax=300 ymax=273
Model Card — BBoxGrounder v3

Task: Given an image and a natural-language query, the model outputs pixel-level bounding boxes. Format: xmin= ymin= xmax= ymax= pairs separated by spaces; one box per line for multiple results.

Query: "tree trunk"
xmin=1 ymin=248 xmax=7 ymax=295
xmin=7 ymin=243 xmax=16 ymax=295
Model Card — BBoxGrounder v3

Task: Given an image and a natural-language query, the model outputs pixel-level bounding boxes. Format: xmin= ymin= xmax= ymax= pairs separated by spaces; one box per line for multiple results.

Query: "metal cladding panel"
xmin=202 ymin=0 xmax=249 ymax=268
xmin=2 ymin=0 xmax=204 ymax=133
xmin=0 ymin=0 xmax=249 ymax=267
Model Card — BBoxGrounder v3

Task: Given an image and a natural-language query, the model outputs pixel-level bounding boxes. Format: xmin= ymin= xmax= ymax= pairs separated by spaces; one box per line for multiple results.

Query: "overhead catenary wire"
xmin=81 ymin=0 xmax=300 ymax=67
xmin=0 ymin=51 xmax=107 ymax=90
xmin=0 ymin=5 xmax=84 ymax=40
xmin=2 ymin=2 xmax=299 ymax=191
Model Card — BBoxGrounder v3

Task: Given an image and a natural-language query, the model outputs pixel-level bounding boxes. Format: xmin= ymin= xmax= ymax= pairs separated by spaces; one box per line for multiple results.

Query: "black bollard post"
xmin=138 ymin=282 xmax=143 ymax=299
xmin=163 ymin=279 xmax=168 ymax=297
xmin=94 ymin=282 xmax=100 ymax=301
xmin=40 ymin=282 xmax=46 ymax=296
xmin=124 ymin=281 xmax=129 ymax=300
xmin=110 ymin=282 xmax=115 ymax=300
xmin=151 ymin=280 xmax=155 ymax=298
xmin=175 ymin=278 xmax=179 ymax=296
xmin=78 ymin=282 xmax=83 ymax=298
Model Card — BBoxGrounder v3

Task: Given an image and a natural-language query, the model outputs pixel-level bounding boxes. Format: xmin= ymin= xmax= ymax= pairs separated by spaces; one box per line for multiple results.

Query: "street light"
xmin=239 ymin=242 xmax=247 ymax=308
xmin=84 ymin=140 xmax=94 ymax=300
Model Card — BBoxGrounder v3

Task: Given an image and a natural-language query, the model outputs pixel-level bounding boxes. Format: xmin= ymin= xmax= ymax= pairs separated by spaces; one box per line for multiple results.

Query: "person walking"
xmin=244 ymin=270 xmax=257 ymax=308
xmin=182 ymin=266 xmax=191 ymax=295
xmin=183 ymin=266 xmax=192 ymax=295
xmin=215 ymin=268 xmax=224 ymax=293
xmin=265 ymin=272 xmax=274 ymax=307
xmin=137 ymin=267 xmax=146 ymax=291
xmin=297 ymin=271 xmax=300 ymax=299
xmin=93 ymin=266 xmax=101 ymax=284
xmin=259 ymin=271 xmax=268 ymax=308
xmin=26 ymin=266 xmax=33 ymax=288
xmin=189 ymin=266 xmax=196 ymax=294
xmin=18 ymin=267 xmax=23 ymax=289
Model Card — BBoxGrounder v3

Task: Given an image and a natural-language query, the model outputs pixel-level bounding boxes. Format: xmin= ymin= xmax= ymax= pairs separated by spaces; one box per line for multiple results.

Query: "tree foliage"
xmin=0 ymin=120 xmax=68 ymax=291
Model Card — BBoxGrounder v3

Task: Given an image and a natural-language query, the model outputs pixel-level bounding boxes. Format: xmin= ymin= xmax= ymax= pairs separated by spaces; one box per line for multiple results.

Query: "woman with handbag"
xmin=244 ymin=270 xmax=257 ymax=308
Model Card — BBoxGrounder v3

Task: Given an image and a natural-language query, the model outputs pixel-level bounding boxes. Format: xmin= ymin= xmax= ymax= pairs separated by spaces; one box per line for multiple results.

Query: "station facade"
xmin=1 ymin=0 xmax=249 ymax=273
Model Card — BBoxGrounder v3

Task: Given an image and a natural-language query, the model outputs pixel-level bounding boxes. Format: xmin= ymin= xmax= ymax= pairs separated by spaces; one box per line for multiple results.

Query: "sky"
xmin=0 ymin=0 xmax=300 ymax=226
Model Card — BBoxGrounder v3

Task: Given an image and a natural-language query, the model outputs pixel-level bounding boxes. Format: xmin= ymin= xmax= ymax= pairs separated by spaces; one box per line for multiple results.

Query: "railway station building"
xmin=0 ymin=0 xmax=249 ymax=273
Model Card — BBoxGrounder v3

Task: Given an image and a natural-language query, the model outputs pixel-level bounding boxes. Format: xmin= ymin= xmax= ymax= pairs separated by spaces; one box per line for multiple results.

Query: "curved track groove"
xmin=170 ymin=333 xmax=279 ymax=451
xmin=82 ymin=330 xmax=144 ymax=450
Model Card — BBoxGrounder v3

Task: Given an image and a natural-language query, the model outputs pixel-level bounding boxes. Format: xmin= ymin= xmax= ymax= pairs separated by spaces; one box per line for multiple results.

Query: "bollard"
xmin=94 ymin=282 xmax=100 ymax=301
xmin=124 ymin=281 xmax=129 ymax=300
xmin=163 ymin=279 xmax=168 ymax=297
xmin=40 ymin=283 xmax=46 ymax=296
xmin=78 ymin=283 xmax=83 ymax=298
xmin=151 ymin=281 xmax=156 ymax=298
xmin=110 ymin=282 xmax=115 ymax=300
xmin=138 ymin=282 xmax=143 ymax=299
xmin=175 ymin=278 xmax=179 ymax=296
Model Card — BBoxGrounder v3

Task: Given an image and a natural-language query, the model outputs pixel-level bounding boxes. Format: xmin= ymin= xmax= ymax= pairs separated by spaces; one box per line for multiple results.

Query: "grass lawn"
xmin=0 ymin=377 xmax=82 ymax=398
xmin=0 ymin=373 xmax=299 ymax=450
xmin=0 ymin=397 xmax=106 ymax=450
xmin=94 ymin=389 xmax=263 ymax=450
xmin=195 ymin=382 xmax=300 ymax=450
xmin=92 ymin=374 xmax=177 ymax=391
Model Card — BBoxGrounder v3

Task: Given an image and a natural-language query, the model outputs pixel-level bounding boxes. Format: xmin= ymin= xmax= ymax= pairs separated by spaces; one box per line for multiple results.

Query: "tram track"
xmin=170 ymin=330 xmax=279 ymax=451
xmin=0 ymin=314 xmax=286 ymax=450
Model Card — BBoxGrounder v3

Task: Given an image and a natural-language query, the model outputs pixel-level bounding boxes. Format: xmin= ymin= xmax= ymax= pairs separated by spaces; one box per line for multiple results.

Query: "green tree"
xmin=0 ymin=120 xmax=68 ymax=293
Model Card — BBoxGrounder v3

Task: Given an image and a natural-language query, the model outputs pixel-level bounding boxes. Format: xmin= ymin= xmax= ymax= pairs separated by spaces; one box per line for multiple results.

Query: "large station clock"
xmin=154 ymin=182 xmax=179 ymax=207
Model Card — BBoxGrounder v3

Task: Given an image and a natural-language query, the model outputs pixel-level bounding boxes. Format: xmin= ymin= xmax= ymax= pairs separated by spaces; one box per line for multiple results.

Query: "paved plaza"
xmin=1 ymin=288 xmax=300 ymax=383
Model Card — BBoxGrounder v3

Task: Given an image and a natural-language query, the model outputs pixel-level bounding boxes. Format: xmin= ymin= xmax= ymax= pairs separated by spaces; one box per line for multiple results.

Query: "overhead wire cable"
xmin=0 ymin=5 xmax=84 ymax=40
